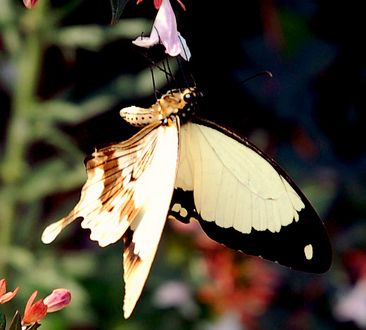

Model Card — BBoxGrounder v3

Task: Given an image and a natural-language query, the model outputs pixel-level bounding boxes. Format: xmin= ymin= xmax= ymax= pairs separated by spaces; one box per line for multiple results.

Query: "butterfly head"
xmin=160 ymin=87 xmax=202 ymax=123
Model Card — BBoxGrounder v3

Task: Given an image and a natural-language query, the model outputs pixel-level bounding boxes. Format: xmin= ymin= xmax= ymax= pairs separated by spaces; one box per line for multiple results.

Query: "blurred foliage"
xmin=1 ymin=0 xmax=366 ymax=329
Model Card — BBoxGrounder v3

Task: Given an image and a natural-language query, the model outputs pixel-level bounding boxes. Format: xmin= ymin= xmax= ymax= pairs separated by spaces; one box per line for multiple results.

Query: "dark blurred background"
xmin=1 ymin=0 xmax=366 ymax=329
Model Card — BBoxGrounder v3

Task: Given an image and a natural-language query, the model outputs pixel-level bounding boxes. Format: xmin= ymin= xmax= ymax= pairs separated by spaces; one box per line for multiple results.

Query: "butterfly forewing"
xmin=172 ymin=118 xmax=331 ymax=273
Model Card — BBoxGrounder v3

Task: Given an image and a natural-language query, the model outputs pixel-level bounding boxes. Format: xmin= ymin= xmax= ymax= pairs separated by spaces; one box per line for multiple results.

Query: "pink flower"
xmin=0 ymin=278 xmax=19 ymax=304
xmin=133 ymin=0 xmax=191 ymax=60
xmin=44 ymin=288 xmax=71 ymax=312
xmin=22 ymin=291 xmax=48 ymax=326
xmin=23 ymin=0 xmax=38 ymax=9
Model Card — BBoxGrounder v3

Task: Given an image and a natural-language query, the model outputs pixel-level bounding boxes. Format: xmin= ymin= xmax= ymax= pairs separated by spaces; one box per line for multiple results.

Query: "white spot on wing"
xmin=179 ymin=208 xmax=188 ymax=218
xmin=172 ymin=203 xmax=181 ymax=212
xmin=304 ymin=244 xmax=313 ymax=260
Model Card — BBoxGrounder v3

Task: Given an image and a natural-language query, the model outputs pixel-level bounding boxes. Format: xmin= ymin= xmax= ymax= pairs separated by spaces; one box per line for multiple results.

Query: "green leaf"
xmin=51 ymin=20 xmax=150 ymax=51
xmin=110 ymin=0 xmax=130 ymax=25
xmin=8 ymin=311 xmax=21 ymax=330
xmin=18 ymin=158 xmax=85 ymax=203
xmin=0 ymin=312 xmax=6 ymax=330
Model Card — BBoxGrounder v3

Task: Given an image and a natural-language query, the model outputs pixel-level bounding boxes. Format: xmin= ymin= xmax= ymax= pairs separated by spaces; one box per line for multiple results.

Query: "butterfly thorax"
xmin=120 ymin=87 xmax=202 ymax=127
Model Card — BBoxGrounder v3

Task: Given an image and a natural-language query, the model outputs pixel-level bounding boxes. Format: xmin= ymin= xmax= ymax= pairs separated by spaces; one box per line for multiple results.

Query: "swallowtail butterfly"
xmin=42 ymin=87 xmax=332 ymax=318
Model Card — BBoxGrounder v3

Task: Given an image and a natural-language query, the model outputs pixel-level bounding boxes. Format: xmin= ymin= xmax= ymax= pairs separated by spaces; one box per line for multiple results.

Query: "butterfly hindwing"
xmin=169 ymin=187 xmax=199 ymax=224
xmin=172 ymin=118 xmax=331 ymax=273
xmin=169 ymin=188 xmax=330 ymax=272
xmin=197 ymin=203 xmax=330 ymax=272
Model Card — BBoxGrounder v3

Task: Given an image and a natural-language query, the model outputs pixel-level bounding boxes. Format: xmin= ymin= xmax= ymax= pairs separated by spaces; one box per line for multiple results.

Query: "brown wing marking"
xmin=41 ymin=122 xmax=161 ymax=247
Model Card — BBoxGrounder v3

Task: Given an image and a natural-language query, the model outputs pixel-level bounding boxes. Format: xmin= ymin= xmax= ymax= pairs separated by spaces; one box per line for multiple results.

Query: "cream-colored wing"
xmin=175 ymin=122 xmax=305 ymax=234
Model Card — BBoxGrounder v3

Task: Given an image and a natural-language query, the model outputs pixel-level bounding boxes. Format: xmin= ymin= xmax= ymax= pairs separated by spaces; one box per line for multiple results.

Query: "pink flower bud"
xmin=43 ymin=288 xmax=72 ymax=313
xmin=23 ymin=0 xmax=38 ymax=9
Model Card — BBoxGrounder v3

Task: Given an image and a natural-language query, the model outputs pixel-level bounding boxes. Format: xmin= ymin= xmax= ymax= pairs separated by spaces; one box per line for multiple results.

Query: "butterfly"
xmin=41 ymin=87 xmax=332 ymax=318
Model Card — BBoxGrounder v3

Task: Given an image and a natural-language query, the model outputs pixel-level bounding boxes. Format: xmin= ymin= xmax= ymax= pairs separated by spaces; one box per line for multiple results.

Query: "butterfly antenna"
xmin=149 ymin=65 xmax=160 ymax=99
xmin=240 ymin=70 xmax=273 ymax=85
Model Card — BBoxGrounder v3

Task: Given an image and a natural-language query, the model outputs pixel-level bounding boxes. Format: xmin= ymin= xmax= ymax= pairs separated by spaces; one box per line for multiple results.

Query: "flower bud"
xmin=44 ymin=288 xmax=72 ymax=313
xmin=23 ymin=0 xmax=38 ymax=9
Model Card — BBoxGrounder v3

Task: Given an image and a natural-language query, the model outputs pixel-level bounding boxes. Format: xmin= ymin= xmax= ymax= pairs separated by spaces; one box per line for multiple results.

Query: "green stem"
xmin=0 ymin=0 xmax=21 ymax=56
xmin=0 ymin=1 xmax=47 ymax=276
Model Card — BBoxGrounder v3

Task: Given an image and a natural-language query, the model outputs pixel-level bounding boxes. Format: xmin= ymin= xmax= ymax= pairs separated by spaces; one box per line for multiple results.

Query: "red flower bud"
xmin=22 ymin=291 xmax=48 ymax=325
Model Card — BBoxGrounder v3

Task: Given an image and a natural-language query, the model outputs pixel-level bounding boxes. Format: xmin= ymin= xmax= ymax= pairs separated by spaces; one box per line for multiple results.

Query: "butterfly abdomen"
xmin=120 ymin=88 xmax=202 ymax=128
xmin=120 ymin=106 xmax=162 ymax=127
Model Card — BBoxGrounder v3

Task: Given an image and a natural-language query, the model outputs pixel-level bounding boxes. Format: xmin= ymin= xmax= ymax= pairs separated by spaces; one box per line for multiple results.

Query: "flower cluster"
xmin=197 ymin=240 xmax=280 ymax=327
xmin=0 ymin=279 xmax=71 ymax=330
xmin=171 ymin=221 xmax=280 ymax=328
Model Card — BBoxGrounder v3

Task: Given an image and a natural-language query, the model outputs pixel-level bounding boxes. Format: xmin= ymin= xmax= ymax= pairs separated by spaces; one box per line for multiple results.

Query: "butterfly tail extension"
xmin=41 ymin=213 xmax=78 ymax=244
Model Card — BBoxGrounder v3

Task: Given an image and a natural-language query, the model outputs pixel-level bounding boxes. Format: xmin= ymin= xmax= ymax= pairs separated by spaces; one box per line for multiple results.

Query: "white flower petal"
xmin=132 ymin=36 xmax=159 ymax=48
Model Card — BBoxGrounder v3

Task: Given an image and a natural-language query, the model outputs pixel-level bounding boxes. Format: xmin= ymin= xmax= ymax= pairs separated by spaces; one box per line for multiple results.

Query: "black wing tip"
xmin=198 ymin=214 xmax=332 ymax=275
xmin=286 ymin=241 xmax=332 ymax=274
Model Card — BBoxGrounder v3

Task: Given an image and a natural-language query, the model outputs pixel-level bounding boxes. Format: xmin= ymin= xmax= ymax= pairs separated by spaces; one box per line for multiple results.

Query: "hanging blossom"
xmin=0 ymin=279 xmax=19 ymax=304
xmin=133 ymin=0 xmax=191 ymax=61
xmin=22 ymin=289 xmax=71 ymax=326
